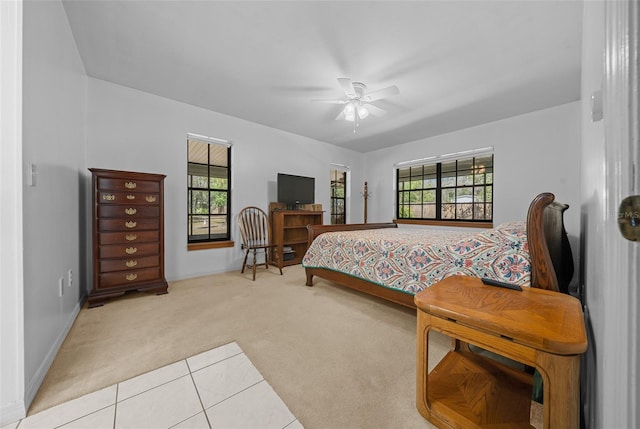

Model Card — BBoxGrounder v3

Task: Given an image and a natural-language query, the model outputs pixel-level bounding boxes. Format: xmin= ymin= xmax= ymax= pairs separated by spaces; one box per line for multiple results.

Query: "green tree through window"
xmin=396 ymin=154 xmax=493 ymax=222
xmin=187 ymin=138 xmax=231 ymax=242
xmin=330 ymin=169 xmax=346 ymax=224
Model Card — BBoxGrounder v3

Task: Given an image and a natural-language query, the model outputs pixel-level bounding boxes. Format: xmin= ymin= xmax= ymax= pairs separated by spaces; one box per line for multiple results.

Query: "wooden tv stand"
xmin=269 ymin=203 xmax=322 ymax=267
xmin=415 ymin=276 xmax=587 ymax=428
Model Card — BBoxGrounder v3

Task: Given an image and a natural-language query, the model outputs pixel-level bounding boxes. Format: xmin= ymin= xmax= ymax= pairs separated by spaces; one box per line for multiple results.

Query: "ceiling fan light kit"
xmin=343 ymin=102 xmax=369 ymax=121
xmin=344 ymin=103 xmax=356 ymax=121
xmin=316 ymin=78 xmax=399 ymax=133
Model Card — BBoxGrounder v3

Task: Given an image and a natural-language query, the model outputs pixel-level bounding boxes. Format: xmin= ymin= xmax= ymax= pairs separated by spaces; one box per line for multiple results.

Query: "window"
xmin=187 ymin=136 xmax=231 ymax=245
xmin=396 ymin=153 xmax=493 ymax=223
xmin=330 ymin=169 xmax=346 ymax=224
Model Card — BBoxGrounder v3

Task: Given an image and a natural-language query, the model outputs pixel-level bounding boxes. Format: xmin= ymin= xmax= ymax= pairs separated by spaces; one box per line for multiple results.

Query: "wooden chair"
xmin=237 ymin=206 xmax=283 ymax=280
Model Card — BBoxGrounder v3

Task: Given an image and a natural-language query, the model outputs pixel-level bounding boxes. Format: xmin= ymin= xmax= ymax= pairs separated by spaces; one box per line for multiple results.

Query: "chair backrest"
xmin=237 ymin=206 xmax=271 ymax=248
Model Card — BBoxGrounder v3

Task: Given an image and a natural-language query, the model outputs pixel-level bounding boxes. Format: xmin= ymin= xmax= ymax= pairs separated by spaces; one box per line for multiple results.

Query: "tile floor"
xmin=5 ymin=342 xmax=302 ymax=429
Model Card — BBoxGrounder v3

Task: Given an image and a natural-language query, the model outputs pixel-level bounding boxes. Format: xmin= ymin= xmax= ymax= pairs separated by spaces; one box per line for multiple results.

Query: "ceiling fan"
xmin=314 ymin=78 xmax=399 ymax=132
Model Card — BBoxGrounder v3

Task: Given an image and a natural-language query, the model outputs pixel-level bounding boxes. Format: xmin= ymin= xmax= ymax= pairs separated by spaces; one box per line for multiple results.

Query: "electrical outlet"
xmin=59 ymin=277 xmax=64 ymax=297
xmin=68 ymin=269 xmax=73 ymax=287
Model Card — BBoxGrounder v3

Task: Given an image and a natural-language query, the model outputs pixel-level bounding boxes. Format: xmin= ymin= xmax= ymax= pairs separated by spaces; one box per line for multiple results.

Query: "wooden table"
xmin=415 ymin=276 xmax=587 ymax=429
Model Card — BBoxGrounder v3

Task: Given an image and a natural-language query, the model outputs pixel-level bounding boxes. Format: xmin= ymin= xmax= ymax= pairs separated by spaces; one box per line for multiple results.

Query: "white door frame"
xmin=0 ymin=0 xmax=26 ymax=425
xmin=601 ymin=0 xmax=639 ymax=427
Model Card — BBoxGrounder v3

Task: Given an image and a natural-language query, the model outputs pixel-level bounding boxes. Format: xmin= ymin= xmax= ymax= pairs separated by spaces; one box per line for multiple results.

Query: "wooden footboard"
xmin=305 ymin=266 xmax=416 ymax=309
xmin=306 ymin=222 xmax=397 ymax=244
xmin=304 ymin=222 xmax=414 ymax=306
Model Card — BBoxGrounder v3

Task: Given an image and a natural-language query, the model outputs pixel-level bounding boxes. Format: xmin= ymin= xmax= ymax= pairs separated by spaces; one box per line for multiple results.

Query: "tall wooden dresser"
xmin=89 ymin=168 xmax=168 ymax=307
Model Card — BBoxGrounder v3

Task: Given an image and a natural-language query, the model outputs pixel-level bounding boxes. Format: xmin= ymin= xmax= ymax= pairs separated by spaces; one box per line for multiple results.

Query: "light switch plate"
xmin=28 ymin=162 xmax=37 ymax=187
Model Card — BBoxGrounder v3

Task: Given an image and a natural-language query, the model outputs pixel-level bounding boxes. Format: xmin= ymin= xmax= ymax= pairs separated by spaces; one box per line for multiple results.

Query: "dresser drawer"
xmin=98 ymin=205 xmax=160 ymax=218
xmin=97 ymin=177 xmax=160 ymax=193
xmin=99 ymin=242 xmax=159 ymax=259
xmin=99 ymin=218 xmax=159 ymax=232
xmin=100 ymin=255 xmax=159 ymax=273
xmin=98 ymin=191 xmax=160 ymax=205
xmin=99 ymin=231 xmax=159 ymax=245
xmin=98 ymin=267 xmax=161 ymax=289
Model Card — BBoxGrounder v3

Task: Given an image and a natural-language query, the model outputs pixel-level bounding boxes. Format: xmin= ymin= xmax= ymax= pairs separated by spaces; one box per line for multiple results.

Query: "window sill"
xmin=188 ymin=240 xmax=235 ymax=251
xmin=394 ymin=219 xmax=493 ymax=229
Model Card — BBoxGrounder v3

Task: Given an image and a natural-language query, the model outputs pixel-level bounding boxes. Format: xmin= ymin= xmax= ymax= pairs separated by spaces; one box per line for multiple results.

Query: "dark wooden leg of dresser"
xmin=88 ymin=283 xmax=168 ymax=308
xmin=87 ymin=298 xmax=106 ymax=308
xmin=137 ymin=283 xmax=168 ymax=296
xmin=87 ymin=291 xmax=126 ymax=308
xmin=152 ymin=286 xmax=168 ymax=295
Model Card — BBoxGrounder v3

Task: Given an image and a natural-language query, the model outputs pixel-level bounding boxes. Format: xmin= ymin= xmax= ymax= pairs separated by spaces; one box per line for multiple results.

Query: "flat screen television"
xmin=277 ymin=173 xmax=315 ymax=205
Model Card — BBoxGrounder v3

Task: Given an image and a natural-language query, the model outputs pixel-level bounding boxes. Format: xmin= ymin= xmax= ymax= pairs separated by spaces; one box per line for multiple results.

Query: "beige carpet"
xmin=30 ymin=264 xmax=449 ymax=428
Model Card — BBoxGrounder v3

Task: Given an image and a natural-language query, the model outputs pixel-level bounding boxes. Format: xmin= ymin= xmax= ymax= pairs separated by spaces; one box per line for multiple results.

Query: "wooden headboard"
xmin=526 ymin=192 xmax=574 ymax=293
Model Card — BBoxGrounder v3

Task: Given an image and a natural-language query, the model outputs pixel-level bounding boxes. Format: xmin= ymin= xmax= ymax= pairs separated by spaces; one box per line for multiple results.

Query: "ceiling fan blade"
xmin=337 ymin=78 xmax=356 ymax=97
xmin=312 ymin=99 xmax=347 ymax=104
xmin=364 ymin=104 xmax=387 ymax=117
xmin=363 ymin=85 xmax=399 ymax=102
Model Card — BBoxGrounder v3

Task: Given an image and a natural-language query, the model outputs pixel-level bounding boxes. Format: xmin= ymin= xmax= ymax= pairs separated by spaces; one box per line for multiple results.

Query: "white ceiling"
xmin=61 ymin=0 xmax=583 ymax=153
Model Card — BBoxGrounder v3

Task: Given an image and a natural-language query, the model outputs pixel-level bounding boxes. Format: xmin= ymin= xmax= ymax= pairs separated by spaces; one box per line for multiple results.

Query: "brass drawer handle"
xmin=103 ymin=194 xmax=115 ymax=201
xmin=145 ymin=195 xmax=157 ymax=203
xmin=125 ymin=208 xmax=137 ymax=215
xmin=125 ymin=182 xmax=137 ymax=189
xmin=125 ymin=221 xmax=137 ymax=228
xmin=127 ymin=195 xmax=135 ymax=200
xmin=125 ymin=247 xmax=137 ymax=254
xmin=125 ymin=233 xmax=137 ymax=241
xmin=126 ymin=273 xmax=138 ymax=281
xmin=125 ymin=260 xmax=138 ymax=268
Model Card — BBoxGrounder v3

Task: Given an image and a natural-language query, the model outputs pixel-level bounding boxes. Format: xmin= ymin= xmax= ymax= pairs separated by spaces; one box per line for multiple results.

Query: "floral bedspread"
xmin=301 ymin=221 xmax=531 ymax=295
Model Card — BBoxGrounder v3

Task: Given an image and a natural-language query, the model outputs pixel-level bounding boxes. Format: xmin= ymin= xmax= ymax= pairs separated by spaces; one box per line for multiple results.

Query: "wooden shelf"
xmin=282 ymin=239 xmax=308 ymax=245
xmin=269 ymin=207 xmax=322 ymax=268
xmin=428 ymin=350 xmax=534 ymax=428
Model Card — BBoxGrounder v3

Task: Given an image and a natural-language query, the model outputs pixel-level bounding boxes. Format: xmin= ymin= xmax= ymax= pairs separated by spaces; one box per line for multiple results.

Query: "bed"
xmin=302 ymin=193 xmax=573 ymax=308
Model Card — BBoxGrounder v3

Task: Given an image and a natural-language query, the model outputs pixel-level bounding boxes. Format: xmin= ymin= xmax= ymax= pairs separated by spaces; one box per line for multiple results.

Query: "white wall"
xmin=86 ymin=78 xmax=364 ymax=281
xmin=579 ymin=2 xmax=605 ymax=427
xmin=363 ymin=102 xmax=581 ymax=253
xmin=18 ymin=0 xmax=87 ymax=419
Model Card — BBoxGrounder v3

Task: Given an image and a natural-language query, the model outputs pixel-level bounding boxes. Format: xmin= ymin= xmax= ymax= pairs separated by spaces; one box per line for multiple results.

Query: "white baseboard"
xmin=23 ymin=300 xmax=83 ymax=414
xmin=0 ymin=400 xmax=26 ymax=427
